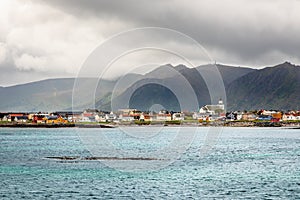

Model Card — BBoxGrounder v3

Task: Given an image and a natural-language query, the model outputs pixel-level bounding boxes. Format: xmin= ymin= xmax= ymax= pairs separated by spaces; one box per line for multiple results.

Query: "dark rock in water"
xmin=46 ymin=156 xmax=79 ymax=160
xmin=254 ymin=122 xmax=281 ymax=127
xmin=75 ymin=124 xmax=115 ymax=128
xmin=45 ymin=156 xmax=164 ymax=161
xmin=289 ymin=127 xmax=300 ymax=129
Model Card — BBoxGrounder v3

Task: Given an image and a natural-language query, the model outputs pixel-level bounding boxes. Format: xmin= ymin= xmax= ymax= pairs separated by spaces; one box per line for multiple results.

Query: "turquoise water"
xmin=0 ymin=127 xmax=299 ymax=199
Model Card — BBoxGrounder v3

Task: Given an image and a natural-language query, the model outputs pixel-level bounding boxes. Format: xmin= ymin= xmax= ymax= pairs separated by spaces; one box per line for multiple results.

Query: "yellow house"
xmin=46 ymin=116 xmax=68 ymax=124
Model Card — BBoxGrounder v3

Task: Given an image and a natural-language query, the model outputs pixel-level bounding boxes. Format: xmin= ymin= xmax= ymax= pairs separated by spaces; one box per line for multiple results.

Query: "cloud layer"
xmin=0 ymin=0 xmax=300 ymax=85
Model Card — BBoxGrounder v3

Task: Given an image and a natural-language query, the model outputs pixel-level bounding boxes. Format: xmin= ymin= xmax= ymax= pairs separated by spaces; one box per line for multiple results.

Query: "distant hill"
xmin=0 ymin=78 xmax=115 ymax=111
xmin=227 ymin=62 xmax=300 ymax=111
xmin=0 ymin=78 xmax=74 ymax=111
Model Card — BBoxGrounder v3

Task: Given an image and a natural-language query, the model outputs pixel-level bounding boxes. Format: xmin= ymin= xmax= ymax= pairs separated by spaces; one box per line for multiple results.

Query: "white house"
xmin=262 ymin=110 xmax=277 ymax=116
xmin=95 ymin=114 xmax=106 ymax=122
xmin=119 ymin=114 xmax=135 ymax=122
xmin=105 ymin=112 xmax=117 ymax=122
xmin=79 ymin=116 xmax=91 ymax=122
xmin=156 ymin=114 xmax=172 ymax=121
xmin=1 ymin=115 xmax=8 ymax=121
xmin=199 ymin=99 xmax=225 ymax=115
xmin=282 ymin=114 xmax=297 ymax=121
xmin=172 ymin=113 xmax=185 ymax=121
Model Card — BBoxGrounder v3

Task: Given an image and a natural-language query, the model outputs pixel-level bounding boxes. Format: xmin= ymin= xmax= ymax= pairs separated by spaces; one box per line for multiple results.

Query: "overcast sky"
xmin=0 ymin=0 xmax=300 ymax=86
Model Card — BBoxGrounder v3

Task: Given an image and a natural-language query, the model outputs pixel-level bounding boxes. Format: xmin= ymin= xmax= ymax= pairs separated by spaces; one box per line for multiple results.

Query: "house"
xmin=33 ymin=114 xmax=49 ymax=123
xmin=55 ymin=111 xmax=83 ymax=122
xmin=143 ymin=114 xmax=153 ymax=122
xmin=46 ymin=116 xmax=59 ymax=124
xmin=218 ymin=113 xmax=226 ymax=121
xmin=199 ymin=99 xmax=225 ymax=115
xmin=46 ymin=116 xmax=68 ymax=124
xmin=118 ymin=109 xmax=143 ymax=120
xmin=261 ymin=110 xmax=277 ymax=116
xmin=257 ymin=115 xmax=272 ymax=121
xmin=156 ymin=113 xmax=172 ymax=121
xmin=140 ymin=113 xmax=145 ymax=121
xmin=70 ymin=112 xmax=83 ymax=122
xmin=28 ymin=113 xmax=35 ymax=121
xmin=79 ymin=116 xmax=91 ymax=122
xmin=118 ymin=109 xmax=137 ymax=115
xmin=271 ymin=112 xmax=282 ymax=121
xmin=172 ymin=113 xmax=185 ymax=121
xmin=226 ymin=112 xmax=237 ymax=121
xmin=0 ymin=112 xmax=9 ymax=121
xmin=118 ymin=114 xmax=135 ymax=122
xmin=192 ymin=112 xmax=210 ymax=122
xmin=105 ymin=112 xmax=117 ymax=122
xmin=95 ymin=114 xmax=106 ymax=122
xmin=199 ymin=106 xmax=212 ymax=114
xmin=14 ymin=115 xmax=28 ymax=123
xmin=82 ymin=112 xmax=93 ymax=118
xmin=282 ymin=113 xmax=297 ymax=121
xmin=1 ymin=115 xmax=8 ymax=121
xmin=7 ymin=113 xmax=25 ymax=122
xmin=46 ymin=115 xmax=68 ymax=124
xmin=78 ymin=109 xmax=104 ymax=122
xmin=139 ymin=113 xmax=155 ymax=122
xmin=198 ymin=115 xmax=212 ymax=122
xmin=242 ymin=113 xmax=257 ymax=121
xmin=192 ymin=112 xmax=201 ymax=120
xmin=83 ymin=109 xmax=99 ymax=115
xmin=236 ymin=112 xmax=243 ymax=121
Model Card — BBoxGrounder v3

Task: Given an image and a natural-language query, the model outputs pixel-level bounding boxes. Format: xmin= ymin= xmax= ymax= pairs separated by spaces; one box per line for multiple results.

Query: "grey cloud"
xmin=40 ymin=0 xmax=300 ymax=67
xmin=1 ymin=0 xmax=300 ymax=86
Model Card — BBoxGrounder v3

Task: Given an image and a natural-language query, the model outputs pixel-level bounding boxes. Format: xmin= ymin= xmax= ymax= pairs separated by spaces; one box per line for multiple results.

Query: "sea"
xmin=0 ymin=127 xmax=299 ymax=199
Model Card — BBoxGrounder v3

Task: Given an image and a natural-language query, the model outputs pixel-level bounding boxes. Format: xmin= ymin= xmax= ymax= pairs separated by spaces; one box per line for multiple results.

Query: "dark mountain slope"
xmin=108 ymin=64 xmax=255 ymax=111
xmin=227 ymin=62 xmax=300 ymax=110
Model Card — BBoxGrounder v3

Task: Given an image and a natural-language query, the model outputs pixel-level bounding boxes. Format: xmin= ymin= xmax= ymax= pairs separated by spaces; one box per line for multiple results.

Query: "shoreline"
xmin=0 ymin=121 xmax=299 ymax=128
xmin=0 ymin=123 xmax=114 ymax=128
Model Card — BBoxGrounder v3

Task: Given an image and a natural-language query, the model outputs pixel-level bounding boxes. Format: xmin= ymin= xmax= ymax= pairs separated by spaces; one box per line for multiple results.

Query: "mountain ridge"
xmin=0 ymin=62 xmax=299 ymax=112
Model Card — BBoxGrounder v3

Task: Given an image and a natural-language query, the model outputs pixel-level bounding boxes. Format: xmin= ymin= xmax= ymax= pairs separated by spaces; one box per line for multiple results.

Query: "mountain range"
xmin=0 ymin=62 xmax=299 ymax=112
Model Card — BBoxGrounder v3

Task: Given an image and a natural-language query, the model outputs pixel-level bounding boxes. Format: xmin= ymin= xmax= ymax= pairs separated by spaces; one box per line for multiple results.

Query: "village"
xmin=0 ymin=99 xmax=299 ymax=127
